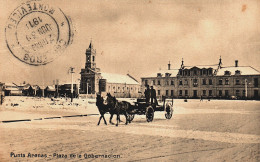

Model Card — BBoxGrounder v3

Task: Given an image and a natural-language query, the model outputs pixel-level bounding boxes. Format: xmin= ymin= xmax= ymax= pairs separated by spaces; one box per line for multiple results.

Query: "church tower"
xmin=85 ymin=41 xmax=96 ymax=70
xmin=80 ymin=41 xmax=101 ymax=94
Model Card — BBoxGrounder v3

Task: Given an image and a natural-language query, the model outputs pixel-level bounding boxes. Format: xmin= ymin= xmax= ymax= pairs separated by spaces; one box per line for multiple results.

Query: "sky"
xmin=0 ymin=0 xmax=259 ymax=85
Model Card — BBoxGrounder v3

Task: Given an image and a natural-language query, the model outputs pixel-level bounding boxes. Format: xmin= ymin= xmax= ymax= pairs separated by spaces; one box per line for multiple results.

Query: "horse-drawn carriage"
xmin=96 ymin=93 xmax=174 ymax=126
xmin=127 ymin=96 xmax=174 ymax=123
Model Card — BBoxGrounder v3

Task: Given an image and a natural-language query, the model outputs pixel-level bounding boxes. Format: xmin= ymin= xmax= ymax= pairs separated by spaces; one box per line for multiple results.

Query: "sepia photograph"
xmin=0 ymin=0 xmax=260 ymax=161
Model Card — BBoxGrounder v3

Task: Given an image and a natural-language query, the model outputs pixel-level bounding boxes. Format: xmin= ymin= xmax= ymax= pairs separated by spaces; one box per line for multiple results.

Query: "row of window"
xmin=159 ymin=90 xmax=247 ymax=97
xmin=179 ymin=69 xmax=213 ymax=76
xmin=145 ymin=78 xmax=259 ymax=87
xmin=108 ymin=86 xmax=139 ymax=92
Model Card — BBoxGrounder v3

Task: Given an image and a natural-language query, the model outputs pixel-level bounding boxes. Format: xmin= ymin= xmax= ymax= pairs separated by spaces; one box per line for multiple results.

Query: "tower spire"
xmin=219 ymin=56 xmax=222 ymax=66
xmin=89 ymin=38 xmax=93 ymax=48
xmin=181 ymin=58 xmax=184 ymax=68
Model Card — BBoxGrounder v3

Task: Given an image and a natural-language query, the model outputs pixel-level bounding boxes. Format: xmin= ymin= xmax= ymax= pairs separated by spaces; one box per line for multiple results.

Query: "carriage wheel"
xmin=165 ymin=105 xmax=173 ymax=119
xmin=146 ymin=106 xmax=154 ymax=122
xmin=127 ymin=114 xmax=135 ymax=122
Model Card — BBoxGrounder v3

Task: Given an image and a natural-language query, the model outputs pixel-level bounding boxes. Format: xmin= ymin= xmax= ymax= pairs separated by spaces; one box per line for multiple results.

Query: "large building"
xmin=80 ymin=42 xmax=140 ymax=98
xmin=141 ymin=58 xmax=260 ymax=100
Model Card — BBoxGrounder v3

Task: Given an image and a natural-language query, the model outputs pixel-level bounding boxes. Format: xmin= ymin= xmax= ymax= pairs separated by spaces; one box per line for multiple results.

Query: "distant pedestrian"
xmin=144 ymin=85 xmax=151 ymax=103
xmin=200 ymin=95 xmax=203 ymax=102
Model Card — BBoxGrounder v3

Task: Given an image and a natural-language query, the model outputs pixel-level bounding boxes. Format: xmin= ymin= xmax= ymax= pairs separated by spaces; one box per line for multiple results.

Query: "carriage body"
xmin=127 ymin=97 xmax=174 ymax=122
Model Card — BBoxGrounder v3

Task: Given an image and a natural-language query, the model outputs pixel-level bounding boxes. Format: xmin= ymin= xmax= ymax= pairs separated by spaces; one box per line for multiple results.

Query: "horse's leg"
xmin=124 ymin=112 xmax=128 ymax=125
xmin=110 ymin=113 xmax=114 ymax=125
xmin=116 ymin=113 xmax=119 ymax=127
xmin=102 ymin=115 xmax=107 ymax=125
xmin=97 ymin=115 xmax=102 ymax=125
xmin=119 ymin=115 xmax=123 ymax=123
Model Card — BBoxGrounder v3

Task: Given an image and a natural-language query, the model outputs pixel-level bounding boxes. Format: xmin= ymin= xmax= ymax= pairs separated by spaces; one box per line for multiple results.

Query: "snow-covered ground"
xmin=0 ymin=96 xmax=260 ymax=161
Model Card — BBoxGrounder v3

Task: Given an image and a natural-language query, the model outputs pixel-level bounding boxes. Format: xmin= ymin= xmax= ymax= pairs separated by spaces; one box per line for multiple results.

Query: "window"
xmin=165 ymin=80 xmax=169 ymax=85
xmin=185 ymin=90 xmax=188 ymax=96
xmin=184 ymin=79 xmax=188 ymax=85
xmin=179 ymin=80 xmax=183 ymax=85
xmin=219 ymin=90 xmax=222 ymax=96
xmin=152 ymin=80 xmax=155 ymax=85
xmin=193 ymin=79 xmax=198 ymax=87
xmin=193 ymin=90 xmax=197 ymax=97
xmin=158 ymin=80 xmax=161 ymax=85
xmin=209 ymin=69 xmax=213 ymax=75
xmin=194 ymin=70 xmax=197 ymax=75
xmin=254 ymin=78 xmax=258 ymax=87
xmin=157 ymin=73 xmax=162 ymax=77
xmin=179 ymin=90 xmax=182 ymax=96
xmin=165 ymin=73 xmax=171 ymax=77
xmin=203 ymin=70 xmax=207 ymax=75
xmin=131 ymin=87 xmax=133 ymax=90
xmin=209 ymin=90 xmax=212 ymax=96
xmin=166 ymin=90 xmax=169 ymax=96
xmin=236 ymin=79 xmax=240 ymax=85
xmin=219 ymin=79 xmax=223 ymax=85
xmin=203 ymin=90 xmax=206 ymax=96
xmin=243 ymin=90 xmax=246 ymax=97
xmin=202 ymin=79 xmax=206 ymax=85
xmin=254 ymin=90 xmax=258 ymax=98
xmin=113 ymin=87 xmax=115 ymax=90
xmin=235 ymin=70 xmax=241 ymax=75
xmin=225 ymin=79 xmax=229 ymax=85
xmin=225 ymin=90 xmax=229 ymax=96
xmin=209 ymin=79 xmax=213 ymax=85
xmin=224 ymin=71 xmax=231 ymax=75
xmin=118 ymin=87 xmax=120 ymax=89
xmin=236 ymin=90 xmax=240 ymax=96
xmin=92 ymin=56 xmax=95 ymax=62
xmin=145 ymin=80 xmax=148 ymax=86
xmin=171 ymin=80 xmax=174 ymax=85
xmin=171 ymin=90 xmax=174 ymax=96
xmin=158 ymin=90 xmax=160 ymax=95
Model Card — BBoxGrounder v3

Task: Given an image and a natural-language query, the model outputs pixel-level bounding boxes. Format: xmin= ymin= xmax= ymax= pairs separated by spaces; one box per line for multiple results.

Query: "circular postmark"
xmin=5 ymin=0 xmax=73 ymax=66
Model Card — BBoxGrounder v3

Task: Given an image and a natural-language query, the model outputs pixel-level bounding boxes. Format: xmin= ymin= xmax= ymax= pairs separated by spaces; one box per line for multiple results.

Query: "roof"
xmin=100 ymin=72 xmax=139 ymax=85
xmin=142 ymin=69 xmax=179 ymax=78
xmin=4 ymin=83 xmax=17 ymax=87
xmin=216 ymin=66 xmax=260 ymax=76
xmin=4 ymin=87 xmax=20 ymax=91
xmin=38 ymin=86 xmax=46 ymax=90
xmin=46 ymin=86 xmax=56 ymax=91
xmin=183 ymin=65 xmax=219 ymax=69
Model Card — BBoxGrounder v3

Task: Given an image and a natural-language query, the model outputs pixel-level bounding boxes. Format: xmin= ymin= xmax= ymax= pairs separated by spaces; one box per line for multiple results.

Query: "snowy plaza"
xmin=0 ymin=96 xmax=259 ymax=161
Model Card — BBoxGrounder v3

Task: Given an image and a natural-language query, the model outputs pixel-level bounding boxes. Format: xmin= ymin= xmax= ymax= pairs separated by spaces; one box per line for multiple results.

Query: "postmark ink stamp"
xmin=5 ymin=0 xmax=73 ymax=66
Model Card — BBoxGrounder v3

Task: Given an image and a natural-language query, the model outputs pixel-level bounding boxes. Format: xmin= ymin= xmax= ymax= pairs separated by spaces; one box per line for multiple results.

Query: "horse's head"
xmin=106 ymin=93 xmax=116 ymax=107
xmin=96 ymin=93 xmax=103 ymax=106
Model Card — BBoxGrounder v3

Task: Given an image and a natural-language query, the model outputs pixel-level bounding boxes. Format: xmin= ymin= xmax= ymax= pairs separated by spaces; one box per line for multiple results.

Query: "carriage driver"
xmin=151 ymin=86 xmax=158 ymax=106
xmin=144 ymin=85 xmax=151 ymax=103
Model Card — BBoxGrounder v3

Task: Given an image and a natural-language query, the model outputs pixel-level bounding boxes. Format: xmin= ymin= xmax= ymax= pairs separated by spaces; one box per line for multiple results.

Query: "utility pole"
xmin=245 ymin=79 xmax=248 ymax=100
xmin=86 ymin=82 xmax=89 ymax=94
xmin=69 ymin=67 xmax=75 ymax=102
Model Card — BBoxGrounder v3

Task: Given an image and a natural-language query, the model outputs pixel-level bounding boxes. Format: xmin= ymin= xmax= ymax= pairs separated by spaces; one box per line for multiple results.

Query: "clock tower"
xmin=85 ymin=41 xmax=96 ymax=70
xmin=80 ymin=41 xmax=101 ymax=94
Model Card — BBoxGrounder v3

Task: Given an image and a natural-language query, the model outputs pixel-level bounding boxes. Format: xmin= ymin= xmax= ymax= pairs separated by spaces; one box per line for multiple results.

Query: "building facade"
xmin=80 ymin=42 xmax=141 ymax=98
xmin=141 ymin=58 xmax=260 ymax=100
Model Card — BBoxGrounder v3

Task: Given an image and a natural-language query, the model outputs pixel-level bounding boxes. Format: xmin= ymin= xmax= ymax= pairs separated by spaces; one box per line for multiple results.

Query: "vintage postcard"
xmin=0 ymin=0 xmax=259 ymax=161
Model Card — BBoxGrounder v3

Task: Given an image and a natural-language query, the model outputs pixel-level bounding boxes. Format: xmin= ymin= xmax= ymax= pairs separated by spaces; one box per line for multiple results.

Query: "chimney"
xmin=168 ymin=61 xmax=171 ymax=70
xmin=235 ymin=60 xmax=238 ymax=67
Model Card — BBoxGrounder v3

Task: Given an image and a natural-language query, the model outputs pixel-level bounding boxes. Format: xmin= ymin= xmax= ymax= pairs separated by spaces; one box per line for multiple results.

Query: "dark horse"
xmin=96 ymin=93 xmax=109 ymax=125
xmin=106 ymin=93 xmax=130 ymax=126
